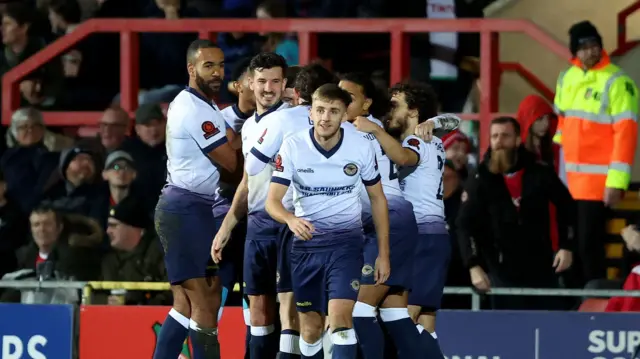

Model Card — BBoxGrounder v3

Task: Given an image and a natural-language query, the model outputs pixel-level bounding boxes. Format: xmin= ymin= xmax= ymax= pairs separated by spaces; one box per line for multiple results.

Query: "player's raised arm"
xmin=361 ymin=143 xmax=390 ymax=285
xmin=265 ymin=139 xmax=314 ymax=240
xmin=354 ymin=116 xmax=419 ymax=167
xmin=246 ymin=116 xmax=284 ymax=176
xmin=187 ymin=113 xmax=238 ymax=173
xmin=414 ymin=114 xmax=461 ymax=142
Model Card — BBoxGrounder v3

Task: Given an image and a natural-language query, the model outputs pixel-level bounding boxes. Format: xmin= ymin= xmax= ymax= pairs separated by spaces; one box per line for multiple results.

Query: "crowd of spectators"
xmin=0 ymin=0 xmax=638 ymax=313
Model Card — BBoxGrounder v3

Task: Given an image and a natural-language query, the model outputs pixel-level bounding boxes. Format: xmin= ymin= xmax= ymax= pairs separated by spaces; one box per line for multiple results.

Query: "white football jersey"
xmin=398 ymin=135 xmax=446 ymax=232
xmin=165 ymin=87 xmax=228 ymax=197
xmin=220 ymin=104 xmax=253 ymax=133
xmin=272 ymin=127 xmax=380 ymax=239
xmin=240 ymin=101 xmax=289 ymax=215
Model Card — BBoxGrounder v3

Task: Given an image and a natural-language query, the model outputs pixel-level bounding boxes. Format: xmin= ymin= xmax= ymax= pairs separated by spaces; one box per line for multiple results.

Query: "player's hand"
xmin=414 ymin=120 xmax=436 ymax=143
xmin=604 ymin=187 xmax=624 ymax=208
xmin=374 ymin=255 xmax=390 ymax=285
xmin=353 ymin=116 xmax=380 ymax=134
xmin=286 ymin=217 xmax=315 ymax=241
xmin=211 ymin=228 xmax=232 ymax=264
xmin=553 ymin=249 xmax=573 ymax=273
xmin=469 ymin=266 xmax=491 ymax=293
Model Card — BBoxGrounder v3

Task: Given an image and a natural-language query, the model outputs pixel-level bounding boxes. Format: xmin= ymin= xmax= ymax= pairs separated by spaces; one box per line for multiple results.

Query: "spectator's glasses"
xmin=109 ymin=163 xmax=132 ymax=172
xmin=16 ymin=123 xmax=43 ymax=132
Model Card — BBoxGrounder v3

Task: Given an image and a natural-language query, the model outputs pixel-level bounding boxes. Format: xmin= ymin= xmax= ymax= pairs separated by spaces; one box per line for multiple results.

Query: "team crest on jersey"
xmin=274 ymin=154 xmax=284 ymax=172
xmin=350 ymin=279 xmax=360 ymax=291
xmin=407 ymin=138 xmax=420 ymax=149
xmin=361 ymin=264 xmax=374 ymax=277
xmin=257 ymin=128 xmax=267 ymax=144
xmin=343 ymin=163 xmax=358 ymax=176
xmin=201 ymin=121 xmax=220 ymax=140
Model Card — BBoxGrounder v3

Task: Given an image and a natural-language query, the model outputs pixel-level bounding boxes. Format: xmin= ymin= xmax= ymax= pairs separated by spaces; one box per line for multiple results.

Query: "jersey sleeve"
xmin=185 ymin=107 xmax=229 ymax=154
xmin=270 ymin=137 xmax=294 ymax=187
xmin=250 ymin=116 xmax=284 ymax=164
xmin=402 ymin=135 xmax=429 ymax=164
xmin=361 ymin=141 xmax=381 ymax=186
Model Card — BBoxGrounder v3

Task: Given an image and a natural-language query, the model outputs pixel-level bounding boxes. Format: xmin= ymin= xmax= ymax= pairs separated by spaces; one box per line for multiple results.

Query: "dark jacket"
xmin=456 ymin=146 xmax=576 ymax=283
xmin=100 ymin=230 xmax=169 ymax=305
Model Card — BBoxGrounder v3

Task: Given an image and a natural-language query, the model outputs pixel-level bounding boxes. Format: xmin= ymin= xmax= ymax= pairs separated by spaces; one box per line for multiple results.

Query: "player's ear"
xmin=362 ymin=97 xmax=372 ymax=113
xmin=187 ymin=62 xmax=195 ymax=78
xmin=248 ymin=77 xmax=255 ymax=91
xmin=281 ymin=78 xmax=287 ymax=92
xmin=408 ymin=108 xmax=419 ymax=121
xmin=229 ymin=81 xmax=239 ymax=96
xmin=341 ymin=110 xmax=349 ymax=123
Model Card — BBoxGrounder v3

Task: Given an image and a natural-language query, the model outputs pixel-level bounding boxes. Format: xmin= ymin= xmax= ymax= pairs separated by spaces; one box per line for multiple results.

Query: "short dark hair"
xmin=491 ymin=116 xmax=521 ymax=136
xmin=340 ymin=72 xmax=390 ymax=119
xmin=186 ymin=39 xmax=219 ymax=65
xmin=231 ymin=57 xmax=252 ymax=82
xmin=31 ymin=205 xmax=63 ymax=227
xmin=3 ymin=2 xmax=32 ymax=26
xmin=389 ymin=81 xmax=438 ymax=123
xmin=257 ymin=0 xmax=288 ymax=17
xmin=294 ymin=64 xmax=338 ymax=103
xmin=249 ymin=52 xmax=288 ymax=75
xmin=312 ymin=84 xmax=352 ymax=109
xmin=48 ymin=0 xmax=82 ymax=24
xmin=285 ymin=66 xmax=301 ymax=89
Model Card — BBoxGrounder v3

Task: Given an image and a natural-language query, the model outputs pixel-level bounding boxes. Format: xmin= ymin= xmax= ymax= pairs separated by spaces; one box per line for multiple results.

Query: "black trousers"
xmin=575 ymin=200 xmax=608 ymax=285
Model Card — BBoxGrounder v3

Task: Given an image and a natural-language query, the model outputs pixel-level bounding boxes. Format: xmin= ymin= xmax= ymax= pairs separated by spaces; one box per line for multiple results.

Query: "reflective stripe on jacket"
xmin=553 ymin=52 xmax=639 ymax=201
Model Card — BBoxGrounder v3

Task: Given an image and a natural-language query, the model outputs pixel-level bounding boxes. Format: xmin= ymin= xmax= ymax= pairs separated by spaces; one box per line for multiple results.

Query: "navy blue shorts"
xmin=408 ymin=233 xmax=451 ymax=311
xmin=243 ymin=235 xmax=278 ymax=296
xmin=291 ymin=241 xmax=363 ymax=314
xmin=155 ymin=193 xmax=223 ymax=285
xmin=217 ymin=218 xmax=247 ymax=292
xmin=276 ymin=225 xmax=294 ymax=293
xmin=361 ymin=210 xmax=417 ymax=291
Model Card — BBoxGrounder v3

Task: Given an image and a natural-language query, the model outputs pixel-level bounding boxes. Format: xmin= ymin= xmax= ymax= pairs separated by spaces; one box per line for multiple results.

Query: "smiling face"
xmin=250 ymin=66 xmax=285 ymax=112
xmin=311 ymin=97 xmax=347 ymax=139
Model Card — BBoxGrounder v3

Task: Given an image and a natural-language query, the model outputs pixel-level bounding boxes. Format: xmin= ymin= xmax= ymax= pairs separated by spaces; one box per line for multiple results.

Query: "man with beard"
xmin=354 ymin=82 xmax=458 ymax=359
xmin=212 ymin=52 xmax=293 ymax=359
xmin=152 ymin=39 xmax=238 ymax=359
xmin=265 ymin=84 xmax=390 ymax=359
xmin=456 ymin=116 xmax=576 ymax=310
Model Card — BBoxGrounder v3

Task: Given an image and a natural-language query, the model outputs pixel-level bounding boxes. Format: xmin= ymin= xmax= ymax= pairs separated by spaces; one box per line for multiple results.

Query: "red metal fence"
xmin=1 ymin=18 xmax=571 ymax=151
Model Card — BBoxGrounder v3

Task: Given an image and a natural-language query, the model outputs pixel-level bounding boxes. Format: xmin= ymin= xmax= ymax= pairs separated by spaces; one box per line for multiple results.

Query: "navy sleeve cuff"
xmin=362 ymin=174 xmax=381 ymax=187
xmin=271 ymin=176 xmax=291 ymax=186
xmin=250 ymin=147 xmax=272 ymax=164
xmin=202 ymin=136 xmax=228 ymax=154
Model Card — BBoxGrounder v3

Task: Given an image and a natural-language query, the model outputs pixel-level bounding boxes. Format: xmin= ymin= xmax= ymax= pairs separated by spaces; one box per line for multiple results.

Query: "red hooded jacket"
xmin=517 ymin=95 xmax=562 ymax=251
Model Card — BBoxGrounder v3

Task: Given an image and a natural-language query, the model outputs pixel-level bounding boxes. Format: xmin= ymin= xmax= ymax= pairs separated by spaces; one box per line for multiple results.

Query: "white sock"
xmin=250 ymin=325 xmax=274 ymax=336
xmin=280 ymin=332 xmax=301 ymax=354
xmin=299 ymin=337 xmax=323 ymax=356
xmin=331 ymin=329 xmax=357 ymax=345
xmin=168 ymin=308 xmax=189 ymax=328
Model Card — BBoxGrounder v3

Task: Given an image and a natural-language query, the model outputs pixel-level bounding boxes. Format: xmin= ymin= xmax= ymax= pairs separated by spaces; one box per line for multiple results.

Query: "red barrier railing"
xmin=1 ymin=18 xmax=570 ymax=152
xmin=612 ymin=0 xmax=640 ymax=57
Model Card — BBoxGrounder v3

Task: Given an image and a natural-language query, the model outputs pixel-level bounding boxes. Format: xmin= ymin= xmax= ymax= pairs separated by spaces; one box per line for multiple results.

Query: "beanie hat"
xmin=441 ymin=129 xmax=471 ymax=152
xmin=568 ymin=21 xmax=602 ymax=56
xmin=59 ymin=147 xmax=93 ymax=179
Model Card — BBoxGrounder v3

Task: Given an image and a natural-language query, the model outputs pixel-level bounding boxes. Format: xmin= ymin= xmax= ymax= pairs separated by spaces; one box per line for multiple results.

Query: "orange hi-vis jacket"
xmin=553 ymin=52 xmax=639 ymax=201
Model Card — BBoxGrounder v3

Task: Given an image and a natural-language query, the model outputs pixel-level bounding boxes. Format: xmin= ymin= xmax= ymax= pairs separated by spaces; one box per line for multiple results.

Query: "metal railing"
xmin=2 ymin=280 xmax=639 ymax=310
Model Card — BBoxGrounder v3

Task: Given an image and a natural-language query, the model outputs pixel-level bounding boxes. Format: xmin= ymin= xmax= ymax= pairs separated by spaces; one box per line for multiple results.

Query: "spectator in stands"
xmin=123 ymin=104 xmax=167 ymax=200
xmin=217 ymin=31 xmax=260 ymax=103
xmin=47 ymin=0 xmax=82 ymax=36
xmin=0 ymin=168 xmax=28 ymax=278
xmin=101 ymin=196 xmax=168 ymax=305
xmin=554 ymin=21 xmax=639 ymax=286
xmin=1 ymin=108 xmax=61 ymax=214
xmin=457 ymin=117 xmax=576 ymax=310
xmin=256 ymin=0 xmax=299 ymax=66
xmin=517 ymin=94 xmax=566 ymax=252
xmin=97 ymin=150 xmax=143 ymax=226
xmin=442 ymin=129 xmax=471 ymax=179
xmin=0 ymin=205 xmax=102 ymax=302
xmin=5 ymin=107 xmax=73 ymax=151
xmin=78 ymin=105 xmax=131 ymax=160
xmin=41 ymin=147 xmax=104 ymax=227
xmin=441 ymin=160 xmax=471 ymax=309
xmin=0 ymin=3 xmax=63 ymax=107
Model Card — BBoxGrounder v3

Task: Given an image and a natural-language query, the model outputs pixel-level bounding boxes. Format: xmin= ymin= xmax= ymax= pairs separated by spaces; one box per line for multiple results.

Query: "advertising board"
xmin=0 ymin=304 xmax=74 ymax=359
